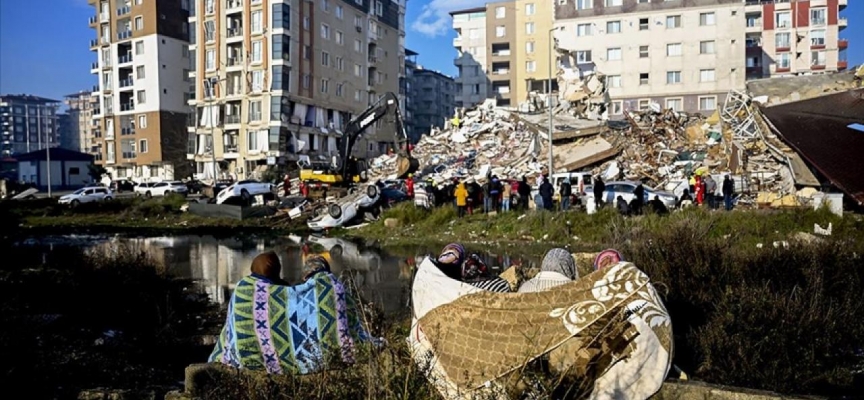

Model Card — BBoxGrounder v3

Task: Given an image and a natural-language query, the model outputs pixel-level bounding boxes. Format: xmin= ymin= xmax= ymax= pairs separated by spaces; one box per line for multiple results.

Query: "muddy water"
xmin=15 ymin=235 xmax=540 ymax=315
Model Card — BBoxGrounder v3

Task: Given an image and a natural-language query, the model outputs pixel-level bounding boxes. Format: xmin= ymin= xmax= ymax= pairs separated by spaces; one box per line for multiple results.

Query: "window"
xmin=639 ymin=18 xmax=649 ymax=30
xmin=252 ymin=70 xmax=263 ymax=92
xmin=137 ymin=90 xmax=146 ymax=104
xmin=576 ymin=50 xmax=592 ymax=63
xmin=666 ymin=43 xmax=682 ymax=57
xmin=639 ymin=73 xmax=649 ymax=85
xmin=665 ymin=98 xmax=682 ymax=112
xmin=746 ymin=13 xmax=760 ymax=28
xmin=139 ymin=139 xmax=148 ymax=153
xmin=252 ymin=10 xmax=262 ymax=33
xmin=526 ymin=41 xmax=535 ymax=53
xmin=525 ymin=3 xmax=535 ymax=15
xmin=322 ymin=0 xmax=329 ymax=12
xmin=607 ymin=75 xmax=621 ymax=88
xmin=577 ymin=23 xmax=592 ymax=36
xmin=606 ymin=47 xmax=621 ymax=61
xmin=248 ymin=100 xmax=261 ymax=122
xmin=321 ymin=51 xmax=330 ymax=67
xmin=811 ymin=50 xmax=826 ymax=66
xmin=375 ymin=0 xmax=383 ymax=16
xmin=810 ymin=8 xmax=826 ymax=26
xmin=135 ymin=16 xmax=143 ymax=30
xmin=138 ymin=115 xmax=147 ymax=128
xmin=135 ymin=41 xmax=144 ymax=55
xmin=496 ymin=6 xmax=505 ymax=18
xmin=605 ymin=0 xmax=622 ymax=6
xmin=303 ymin=45 xmax=310 ymax=59
xmin=810 ymin=30 xmax=825 ymax=46
xmin=332 ymin=82 xmax=343 ymax=97
xmin=699 ymin=12 xmax=715 ymax=26
xmin=639 ymin=45 xmax=649 ymax=58
xmin=205 ymin=49 xmax=215 ymax=70
xmin=525 ymin=23 xmax=535 ymax=35
xmin=354 ymin=64 xmax=362 ymax=77
xmin=699 ymin=96 xmax=717 ymax=111
xmin=247 ymin=131 xmax=257 ymax=151
xmin=576 ymin=0 xmax=592 ymax=9
xmin=775 ymin=32 xmax=790 ymax=48
xmin=336 ymin=57 xmax=344 ymax=71
xmin=526 ymin=61 xmax=536 ymax=72
xmin=700 ymin=40 xmax=715 ymax=54
xmin=136 ymin=65 xmax=145 ymax=79
xmin=775 ymin=11 xmax=791 ymax=29
xmin=336 ymin=5 xmax=343 ymax=19
xmin=321 ymin=23 xmax=330 ymax=39
xmin=354 ymin=39 xmax=362 ymax=52
xmin=495 ymin=26 xmax=505 ymax=37
xmin=700 ymin=69 xmax=716 ymax=82
xmin=302 ymin=74 xmax=310 ymax=88
xmin=666 ymin=71 xmax=681 ymax=84
xmin=205 ymin=0 xmax=214 ymax=14
xmin=204 ymin=20 xmax=215 ymax=42
xmin=335 ymin=31 xmax=343 ymax=45
xmin=320 ymin=78 xmax=329 ymax=93
xmin=606 ymin=21 xmax=621 ymax=34
xmin=666 ymin=15 xmax=681 ymax=28
xmin=355 ymin=90 xmax=362 ymax=101
xmin=303 ymin=16 xmax=309 ymax=30
xmin=777 ymin=53 xmax=791 ymax=69
xmin=252 ymin=40 xmax=262 ymax=63
xmin=611 ymin=101 xmax=623 ymax=115
xmin=354 ymin=15 xmax=362 ymax=28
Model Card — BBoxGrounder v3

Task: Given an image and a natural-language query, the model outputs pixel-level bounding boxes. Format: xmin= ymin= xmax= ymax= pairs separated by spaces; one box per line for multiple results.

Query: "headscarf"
xmin=461 ymin=253 xmax=489 ymax=281
xmin=435 ymin=243 xmax=466 ymax=280
xmin=303 ymin=255 xmax=331 ymax=281
xmin=250 ymin=251 xmax=282 ymax=281
xmin=594 ymin=249 xmax=624 ymax=271
xmin=541 ymin=248 xmax=577 ymax=280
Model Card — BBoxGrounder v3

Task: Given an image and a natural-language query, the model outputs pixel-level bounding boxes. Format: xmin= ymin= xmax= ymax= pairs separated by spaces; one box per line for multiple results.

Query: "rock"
xmin=383 ymin=218 xmax=400 ymax=228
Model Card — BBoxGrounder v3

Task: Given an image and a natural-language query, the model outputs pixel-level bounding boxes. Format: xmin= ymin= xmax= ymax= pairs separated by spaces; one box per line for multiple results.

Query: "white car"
xmin=59 ymin=187 xmax=114 ymax=205
xmin=216 ymin=179 xmax=275 ymax=205
xmin=583 ymin=181 xmax=677 ymax=213
xmin=134 ymin=182 xmax=156 ymax=197
xmin=307 ymin=185 xmax=380 ymax=231
xmin=140 ymin=181 xmax=188 ymax=198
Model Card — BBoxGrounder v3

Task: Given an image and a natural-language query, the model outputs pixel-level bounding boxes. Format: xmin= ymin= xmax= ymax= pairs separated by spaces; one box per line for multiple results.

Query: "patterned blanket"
xmin=408 ymin=258 xmax=673 ymax=400
xmin=209 ymin=273 xmax=375 ymax=375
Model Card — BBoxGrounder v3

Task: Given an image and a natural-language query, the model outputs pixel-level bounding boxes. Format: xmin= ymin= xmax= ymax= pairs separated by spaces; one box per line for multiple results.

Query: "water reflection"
xmin=16 ymin=235 xmax=540 ymax=315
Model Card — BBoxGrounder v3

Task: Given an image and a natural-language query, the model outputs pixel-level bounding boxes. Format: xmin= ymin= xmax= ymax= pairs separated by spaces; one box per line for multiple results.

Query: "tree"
xmin=88 ymin=164 xmax=109 ymax=182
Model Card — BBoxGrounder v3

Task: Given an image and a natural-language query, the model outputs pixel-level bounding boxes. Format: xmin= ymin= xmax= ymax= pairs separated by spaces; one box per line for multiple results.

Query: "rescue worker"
xmin=694 ymin=175 xmax=705 ymax=206
xmin=282 ymin=174 xmax=291 ymax=197
xmin=450 ymin=113 xmax=462 ymax=129
xmin=405 ymin=174 xmax=415 ymax=198
xmin=454 ymin=181 xmax=468 ymax=218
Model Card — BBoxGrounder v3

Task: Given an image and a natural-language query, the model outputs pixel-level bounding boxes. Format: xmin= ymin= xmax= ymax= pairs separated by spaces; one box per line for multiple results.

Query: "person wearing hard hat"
xmin=406 ymin=173 xmax=415 ymax=199
xmin=451 ymin=113 xmax=461 ymax=129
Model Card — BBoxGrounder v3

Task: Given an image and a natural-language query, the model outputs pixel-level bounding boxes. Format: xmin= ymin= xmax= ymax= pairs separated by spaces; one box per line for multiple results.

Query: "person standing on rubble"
xmin=704 ymin=175 xmax=717 ymax=209
xmin=482 ymin=179 xmax=492 ymax=213
xmin=518 ymin=176 xmax=531 ymax=211
xmin=593 ymin=176 xmax=606 ymax=209
xmin=539 ymin=175 xmax=554 ymax=211
xmin=405 ymin=174 xmax=415 ymax=199
xmin=465 ymin=179 xmax=477 ymax=215
xmin=490 ymin=176 xmax=502 ymax=212
xmin=694 ymin=175 xmax=705 ymax=206
xmin=560 ymin=179 xmax=572 ymax=211
xmin=502 ymin=179 xmax=512 ymax=212
xmin=722 ymin=175 xmax=735 ymax=211
xmin=454 ymin=181 xmax=468 ymax=218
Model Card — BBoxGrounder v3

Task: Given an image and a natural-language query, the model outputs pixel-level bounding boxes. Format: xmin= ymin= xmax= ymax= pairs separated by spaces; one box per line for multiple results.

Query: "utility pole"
xmin=205 ymin=76 xmax=220 ymax=183
xmin=547 ymin=27 xmax=561 ymax=176
xmin=46 ymin=144 xmax=52 ymax=198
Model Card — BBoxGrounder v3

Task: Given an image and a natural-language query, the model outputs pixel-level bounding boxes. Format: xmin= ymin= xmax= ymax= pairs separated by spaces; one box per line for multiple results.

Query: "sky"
xmin=0 ymin=0 xmax=861 ymax=102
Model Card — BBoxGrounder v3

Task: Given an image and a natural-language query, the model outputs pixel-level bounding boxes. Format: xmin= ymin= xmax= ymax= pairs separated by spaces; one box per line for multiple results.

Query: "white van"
xmin=530 ymin=172 xmax=595 ymax=207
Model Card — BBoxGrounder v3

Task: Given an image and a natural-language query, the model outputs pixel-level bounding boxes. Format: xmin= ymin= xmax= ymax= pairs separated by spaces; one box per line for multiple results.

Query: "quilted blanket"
xmin=408 ymin=258 xmax=673 ymax=400
xmin=209 ymin=273 xmax=375 ymax=375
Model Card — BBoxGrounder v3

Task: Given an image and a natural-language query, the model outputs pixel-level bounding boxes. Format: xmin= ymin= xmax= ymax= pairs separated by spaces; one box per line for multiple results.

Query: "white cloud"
xmin=411 ymin=0 xmax=488 ymax=38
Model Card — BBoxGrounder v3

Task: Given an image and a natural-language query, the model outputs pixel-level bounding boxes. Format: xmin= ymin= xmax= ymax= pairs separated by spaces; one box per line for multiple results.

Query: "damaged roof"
xmin=761 ymin=89 xmax=864 ymax=204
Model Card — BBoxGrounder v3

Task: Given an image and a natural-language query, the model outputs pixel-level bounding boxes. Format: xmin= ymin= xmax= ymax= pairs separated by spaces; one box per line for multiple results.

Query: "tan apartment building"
xmin=88 ymin=0 xmax=192 ymax=181
xmin=63 ymin=91 xmax=101 ymax=156
xmin=452 ymin=1 xmax=555 ymax=109
xmin=186 ymin=0 xmax=403 ymax=181
xmin=554 ymin=0 xmax=746 ymax=116
xmin=744 ymin=0 xmax=849 ymax=80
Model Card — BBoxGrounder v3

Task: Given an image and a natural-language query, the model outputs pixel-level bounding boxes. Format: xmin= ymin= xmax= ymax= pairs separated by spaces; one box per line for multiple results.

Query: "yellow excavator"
xmin=299 ymin=92 xmax=419 ymax=198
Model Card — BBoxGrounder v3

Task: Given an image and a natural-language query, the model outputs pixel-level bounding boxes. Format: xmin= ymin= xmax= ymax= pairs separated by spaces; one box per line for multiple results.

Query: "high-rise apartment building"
xmin=62 ymin=91 xmax=101 ymax=154
xmin=403 ymin=48 xmax=419 ymax=141
xmin=412 ymin=68 xmax=456 ymax=137
xmin=88 ymin=0 xmax=192 ymax=181
xmin=0 ymin=95 xmax=61 ymax=157
xmin=453 ymin=7 xmax=490 ymax=108
xmin=744 ymin=0 xmax=849 ymax=80
xmin=554 ymin=0 xmax=746 ymax=116
xmin=514 ymin=0 xmax=555 ymax=97
xmin=186 ymin=0 xmax=403 ymax=181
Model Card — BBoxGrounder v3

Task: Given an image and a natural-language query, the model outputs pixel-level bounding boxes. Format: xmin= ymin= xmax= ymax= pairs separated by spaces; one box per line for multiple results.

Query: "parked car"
xmin=111 ymin=179 xmax=135 ymax=193
xmin=216 ymin=179 xmax=275 ymax=205
xmin=185 ymin=180 xmax=204 ymax=195
xmin=583 ymin=181 xmax=677 ymax=213
xmin=140 ymin=181 xmax=188 ymax=198
xmin=134 ymin=182 xmax=156 ymax=197
xmin=380 ymin=187 xmax=409 ymax=207
xmin=58 ymin=187 xmax=114 ymax=205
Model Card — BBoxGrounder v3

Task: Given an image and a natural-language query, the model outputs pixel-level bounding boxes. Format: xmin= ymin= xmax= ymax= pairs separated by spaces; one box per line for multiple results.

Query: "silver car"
xmin=584 ymin=181 xmax=677 ymax=209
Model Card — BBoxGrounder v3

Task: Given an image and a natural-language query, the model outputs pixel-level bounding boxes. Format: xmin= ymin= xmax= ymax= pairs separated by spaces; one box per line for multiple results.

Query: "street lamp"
xmin=203 ymin=76 xmax=223 ymax=182
xmin=547 ymin=26 xmax=563 ymax=176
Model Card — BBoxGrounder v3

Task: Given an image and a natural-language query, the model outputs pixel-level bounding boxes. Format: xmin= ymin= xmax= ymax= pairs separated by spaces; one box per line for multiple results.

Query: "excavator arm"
xmin=338 ymin=92 xmax=419 ymax=181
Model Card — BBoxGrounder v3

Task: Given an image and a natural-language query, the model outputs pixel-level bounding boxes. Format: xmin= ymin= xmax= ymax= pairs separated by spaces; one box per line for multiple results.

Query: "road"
xmin=34 ymin=191 xmax=137 ymax=199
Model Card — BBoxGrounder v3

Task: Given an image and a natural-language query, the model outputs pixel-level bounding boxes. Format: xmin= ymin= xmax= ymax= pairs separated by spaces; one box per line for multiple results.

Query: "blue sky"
xmin=0 ymin=0 xmax=861 ymax=102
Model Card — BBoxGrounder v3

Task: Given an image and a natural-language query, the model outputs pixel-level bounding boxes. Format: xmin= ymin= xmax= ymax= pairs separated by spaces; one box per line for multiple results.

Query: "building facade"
xmin=452 ymin=7 xmax=490 ymax=108
xmin=553 ymin=0 xmax=746 ymax=116
xmin=514 ymin=0 xmax=555 ymax=100
xmin=186 ymin=0 xmax=404 ymax=181
xmin=403 ymin=48 xmax=419 ymax=142
xmin=744 ymin=0 xmax=849 ymax=80
xmin=15 ymin=148 xmax=95 ymax=190
xmin=412 ymin=68 xmax=456 ymax=137
xmin=88 ymin=0 xmax=191 ymax=182
xmin=62 ymin=91 xmax=101 ymax=154
xmin=0 ymin=95 xmax=61 ymax=157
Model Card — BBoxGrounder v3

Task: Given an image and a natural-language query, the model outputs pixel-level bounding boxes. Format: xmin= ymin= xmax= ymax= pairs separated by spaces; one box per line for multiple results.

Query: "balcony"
xmin=368 ymin=56 xmax=378 ymax=64
xmin=226 ymin=0 xmax=242 ymax=10
xmin=838 ymin=60 xmax=848 ymax=70
xmin=91 ymin=62 xmax=99 ymax=71
xmin=839 ymin=0 xmax=847 ymax=10
xmin=227 ymin=27 xmax=242 ymax=39
xmin=118 ymin=53 xmax=133 ymax=64
xmin=117 ymin=30 xmax=132 ymax=40
xmin=120 ymin=102 xmax=135 ymax=112
xmin=227 ymin=56 xmax=244 ymax=68
xmin=122 ymin=151 xmax=136 ymax=159
xmin=90 ymin=39 xmax=99 ymax=48
xmin=89 ymin=15 xmax=98 ymax=24
xmin=223 ymin=145 xmax=239 ymax=157
xmin=119 ymin=78 xmax=134 ymax=88
xmin=839 ymin=39 xmax=848 ymax=49
xmin=121 ymin=126 xmax=135 ymax=135
xmin=225 ymin=115 xmax=241 ymax=125
xmin=117 ymin=6 xmax=130 ymax=16
xmin=839 ymin=17 xmax=847 ymax=30
xmin=101 ymin=12 xmax=110 ymax=22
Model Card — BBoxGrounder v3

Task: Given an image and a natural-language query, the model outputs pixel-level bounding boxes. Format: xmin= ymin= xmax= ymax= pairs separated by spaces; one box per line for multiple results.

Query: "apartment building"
xmin=744 ymin=0 xmax=849 ymax=80
xmin=403 ymin=48 xmax=419 ymax=141
xmin=88 ymin=0 xmax=191 ymax=182
xmin=553 ymin=0 xmax=746 ymax=116
xmin=186 ymin=0 xmax=403 ymax=181
xmin=452 ymin=7 xmax=490 ymax=108
xmin=62 ymin=91 xmax=101 ymax=154
xmin=412 ymin=68 xmax=456 ymax=137
xmin=514 ymin=0 xmax=556 ymax=98
xmin=0 ymin=95 xmax=61 ymax=157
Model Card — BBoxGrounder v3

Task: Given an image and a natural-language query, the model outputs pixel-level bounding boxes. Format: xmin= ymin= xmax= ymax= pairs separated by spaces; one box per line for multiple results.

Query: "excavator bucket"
xmin=395 ymin=155 xmax=420 ymax=179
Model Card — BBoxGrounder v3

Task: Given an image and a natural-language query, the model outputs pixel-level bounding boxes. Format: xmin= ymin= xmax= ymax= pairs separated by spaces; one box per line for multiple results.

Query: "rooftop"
xmin=14 ymin=147 xmax=95 ymax=162
xmin=0 ymin=94 xmax=61 ymax=104
xmin=450 ymin=6 xmax=486 ymax=16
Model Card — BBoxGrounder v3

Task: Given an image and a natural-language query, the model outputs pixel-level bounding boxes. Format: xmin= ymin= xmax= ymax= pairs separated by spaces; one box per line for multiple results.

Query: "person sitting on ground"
xmin=616 ymin=195 xmax=631 ymax=216
xmin=678 ymin=188 xmax=693 ymax=208
xmin=433 ymin=243 xmax=467 ymax=280
xmin=593 ymin=249 xmax=624 ymax=271
xmin=649 ymin=195 xmax=669 ymax=215
xmin=250 ymin=250 xmax=290 ymax=285
xmin=461 ymin=254 xmax=511 ymax=293
xmin=518 ymin=248 xmax=578 ymax=293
